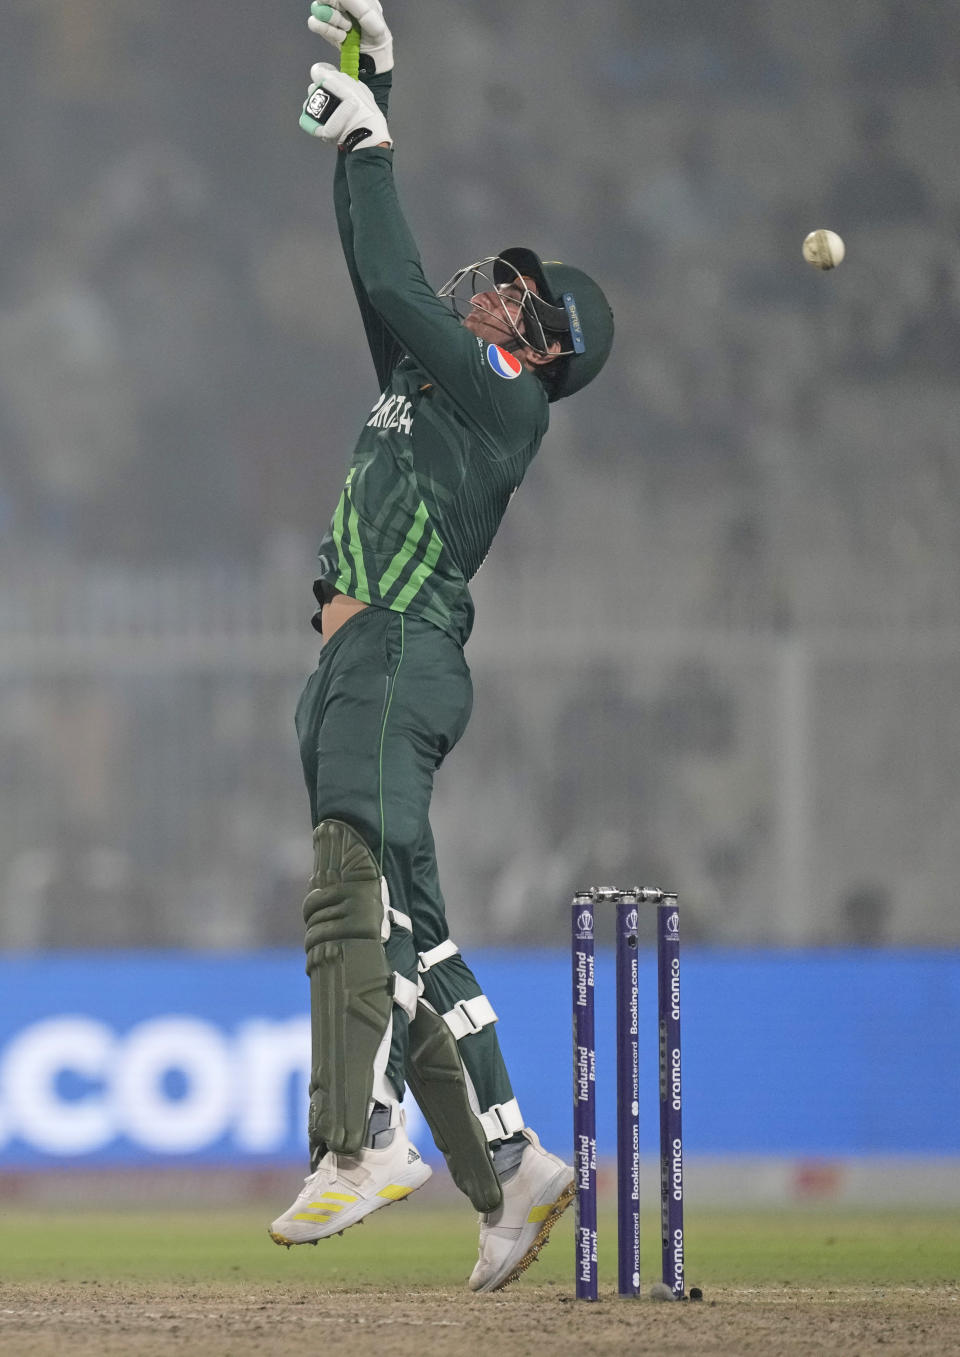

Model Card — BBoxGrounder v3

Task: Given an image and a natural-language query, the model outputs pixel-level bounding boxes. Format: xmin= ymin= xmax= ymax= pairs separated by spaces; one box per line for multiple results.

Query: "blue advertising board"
xmin=0 ymin=951 xmax=958 ymax=1166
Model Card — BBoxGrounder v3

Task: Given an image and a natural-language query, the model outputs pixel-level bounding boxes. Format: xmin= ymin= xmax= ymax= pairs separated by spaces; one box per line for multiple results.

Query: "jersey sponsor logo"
xmin=486 ymin=344 xmax=523 ymax=380
xmin=366 ymin=391 xmax=415 ymax=435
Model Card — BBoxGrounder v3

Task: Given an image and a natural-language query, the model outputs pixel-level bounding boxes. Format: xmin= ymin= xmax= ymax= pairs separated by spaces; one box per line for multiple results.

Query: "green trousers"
xmin=295 ymin=604 xmax=516 ymax=1115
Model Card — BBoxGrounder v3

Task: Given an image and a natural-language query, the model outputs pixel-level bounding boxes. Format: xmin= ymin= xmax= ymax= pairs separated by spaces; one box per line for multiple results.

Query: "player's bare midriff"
xmin=323 ymin=590 xmax=369 ymax=640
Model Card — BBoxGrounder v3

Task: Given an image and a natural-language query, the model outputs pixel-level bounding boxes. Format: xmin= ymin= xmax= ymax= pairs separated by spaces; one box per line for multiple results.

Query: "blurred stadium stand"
xmin=2 ymin=0 xmax=960 ymax=950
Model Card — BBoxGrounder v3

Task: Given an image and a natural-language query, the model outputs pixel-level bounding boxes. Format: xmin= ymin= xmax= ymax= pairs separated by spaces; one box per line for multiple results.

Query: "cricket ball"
xmin=802 ymin=229 xmax=845 ymax=270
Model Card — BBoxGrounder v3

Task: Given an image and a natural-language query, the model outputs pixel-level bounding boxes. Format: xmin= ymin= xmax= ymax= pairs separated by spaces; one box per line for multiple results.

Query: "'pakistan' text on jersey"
xmin=315 ymin=146 xmax=549 ymax=647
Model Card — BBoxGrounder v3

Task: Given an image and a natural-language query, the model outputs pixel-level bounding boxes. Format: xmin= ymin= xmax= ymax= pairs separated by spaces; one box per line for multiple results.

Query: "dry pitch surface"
xmin=1 ymin=1200 xmax=958 ymax=1357
xmin=4 ymin=1281 xmax=959 ymax=1357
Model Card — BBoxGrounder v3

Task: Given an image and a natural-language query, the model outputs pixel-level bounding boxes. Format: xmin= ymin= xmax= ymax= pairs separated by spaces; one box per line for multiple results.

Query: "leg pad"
xmin=406 ymin=1001 xmax=503 ymax=1213
xmin=304 ymin=819 xmax=394 ymax=1157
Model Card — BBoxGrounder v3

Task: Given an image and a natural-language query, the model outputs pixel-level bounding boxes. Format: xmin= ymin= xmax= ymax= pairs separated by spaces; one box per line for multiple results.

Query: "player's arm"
xmin=342 ymin=148 xmax=545 ymax=454
xmin=332 ymin=84 xmax=401 ymax=388
xmin=306 ymin=2 xmax=401 ymax=387
xmin=301 ymin=23 xmax=543 ymax=453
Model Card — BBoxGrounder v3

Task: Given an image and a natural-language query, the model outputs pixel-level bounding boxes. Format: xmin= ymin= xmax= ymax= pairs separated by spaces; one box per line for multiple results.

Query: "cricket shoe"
xmin=468 ymin=1128 xmax=574 ymax=1292
xmin=268 ymin=1111 xmax=431 ymax=1246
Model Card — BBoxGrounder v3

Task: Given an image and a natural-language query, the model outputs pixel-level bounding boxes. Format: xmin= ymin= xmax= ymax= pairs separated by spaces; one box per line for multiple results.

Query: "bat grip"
xmin=340 ymin=24 xmax=360 ymax=79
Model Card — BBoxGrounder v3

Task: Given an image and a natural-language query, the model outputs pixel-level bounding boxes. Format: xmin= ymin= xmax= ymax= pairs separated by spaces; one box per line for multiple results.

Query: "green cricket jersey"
xmin=313 ymin=80 xmax=549 ymax=647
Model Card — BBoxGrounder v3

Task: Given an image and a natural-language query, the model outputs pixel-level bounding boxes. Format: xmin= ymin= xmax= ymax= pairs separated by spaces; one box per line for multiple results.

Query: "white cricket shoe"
xmin=269 ymin=1112 xmax=432 ymax=1247
xmin=468 ymin=1128 xmax=574 ymax=1292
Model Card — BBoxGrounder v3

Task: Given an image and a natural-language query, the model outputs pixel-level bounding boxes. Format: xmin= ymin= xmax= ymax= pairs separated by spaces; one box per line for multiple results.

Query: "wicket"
xmin=572 ymin=887 xmax=685 ymax=1301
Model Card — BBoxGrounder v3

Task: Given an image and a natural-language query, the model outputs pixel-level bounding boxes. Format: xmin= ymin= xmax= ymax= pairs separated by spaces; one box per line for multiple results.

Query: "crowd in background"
xmin=2 ymin=0 xmax=959 ymax=951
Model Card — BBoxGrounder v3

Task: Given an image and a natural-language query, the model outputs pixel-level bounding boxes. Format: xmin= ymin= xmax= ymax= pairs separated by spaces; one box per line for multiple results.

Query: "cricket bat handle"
xmin=340 ymin=23 xmax=360 ymax=79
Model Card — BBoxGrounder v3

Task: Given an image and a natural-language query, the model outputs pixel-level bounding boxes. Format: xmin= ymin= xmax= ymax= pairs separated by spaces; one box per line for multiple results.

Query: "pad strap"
xmin=442 ymin=994 xmax=498 ymax=1041
xmin=380 ymin=878 xmax=413 ymax=940
xmin=478 ymin=1097 xmax=524 ymax=1143
xmin=382 ymin=905 xmax=413 ymax=939
xmin=392 ymin=972 xmax=420 ymax=1020
xmin=418 ymin=938 xmax=460 ymax=973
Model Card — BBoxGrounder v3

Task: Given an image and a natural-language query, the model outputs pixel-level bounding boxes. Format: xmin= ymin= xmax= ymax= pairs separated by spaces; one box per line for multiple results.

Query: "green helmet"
xmin=494 ymin=247 xmax=615 ymax=399
xmin=438 ymin=248 xmax=615 ymax=401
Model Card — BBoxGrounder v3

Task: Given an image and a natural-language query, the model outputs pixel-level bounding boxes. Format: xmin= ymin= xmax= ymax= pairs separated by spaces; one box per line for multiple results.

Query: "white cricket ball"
xmin=802 ymin=229 xmax=845 ymax=270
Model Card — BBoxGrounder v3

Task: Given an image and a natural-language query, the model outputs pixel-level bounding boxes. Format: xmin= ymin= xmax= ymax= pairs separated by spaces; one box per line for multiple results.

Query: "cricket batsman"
xmin=269 ymin=0 xmax=615 ymax=1292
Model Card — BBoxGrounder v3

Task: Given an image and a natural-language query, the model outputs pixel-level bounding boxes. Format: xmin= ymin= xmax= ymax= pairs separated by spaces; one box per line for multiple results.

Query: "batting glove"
xmin=308 ymin=0 xmax=393 ymax=74
xmin=300 ymin=64 xmax=392 ymax=150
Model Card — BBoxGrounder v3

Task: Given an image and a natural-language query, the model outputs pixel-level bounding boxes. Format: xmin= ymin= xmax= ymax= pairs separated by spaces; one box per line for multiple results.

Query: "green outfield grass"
xmin=1 ymin=1205 xmax=958 ymax=1290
